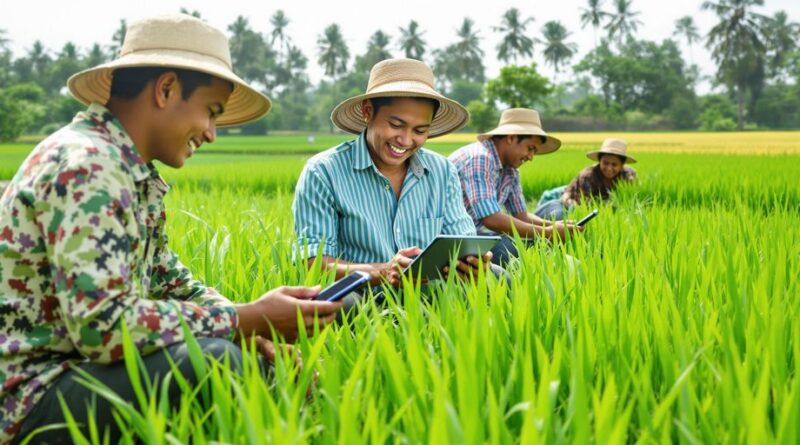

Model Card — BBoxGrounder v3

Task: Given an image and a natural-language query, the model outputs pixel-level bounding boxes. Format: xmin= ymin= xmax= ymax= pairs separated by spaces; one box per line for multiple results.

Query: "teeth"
xmin=389 ymin=144 xmax=408 ymax=154
xmin=188 ymin=140 xmax=198 ymax=152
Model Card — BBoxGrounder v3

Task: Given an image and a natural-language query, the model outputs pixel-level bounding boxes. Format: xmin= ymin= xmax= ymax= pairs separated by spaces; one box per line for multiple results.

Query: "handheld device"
xmin=576 ymin=209 xmax=599 ymax=227
xmin=405 ymin=235 xmax=501 ymax=281
xmin=314 ymin=271 xmax=370 ymax=302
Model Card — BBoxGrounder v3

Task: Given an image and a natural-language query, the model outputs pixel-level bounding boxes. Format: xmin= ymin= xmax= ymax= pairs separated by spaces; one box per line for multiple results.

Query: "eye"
xmin=389 ymin=123 xmax=401 ymax=129
xmin=414 ymin=129 xmax=429 ymax=135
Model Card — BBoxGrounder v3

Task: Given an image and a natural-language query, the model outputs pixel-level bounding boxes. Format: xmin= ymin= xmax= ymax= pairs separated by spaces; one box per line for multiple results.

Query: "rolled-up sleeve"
xmin=292 ymin=162 xmax=338 ymax=260
xmin=36 ymin=156 xmax=237 ymax=364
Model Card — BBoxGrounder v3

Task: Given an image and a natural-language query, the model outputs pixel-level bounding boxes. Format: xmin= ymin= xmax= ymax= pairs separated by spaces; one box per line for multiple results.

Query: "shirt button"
xmin=385 ymin=185 xmax=390 ymax=191
xmin=396 ymin=229 xmax=400 ymax=233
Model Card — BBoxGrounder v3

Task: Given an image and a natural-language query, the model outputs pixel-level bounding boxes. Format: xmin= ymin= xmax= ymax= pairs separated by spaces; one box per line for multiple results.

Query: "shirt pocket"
xmin=402 ymin=216 xmax=443 ymax=250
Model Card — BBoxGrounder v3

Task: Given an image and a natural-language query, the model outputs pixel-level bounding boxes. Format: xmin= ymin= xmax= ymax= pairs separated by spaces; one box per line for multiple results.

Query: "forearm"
xmin=518 ymin=211 xmax=552 ymax=226
xmin=309 ymin=256 xmax=385 ymax=285
xmin=481 ymin=212 xmax=553 ymax=240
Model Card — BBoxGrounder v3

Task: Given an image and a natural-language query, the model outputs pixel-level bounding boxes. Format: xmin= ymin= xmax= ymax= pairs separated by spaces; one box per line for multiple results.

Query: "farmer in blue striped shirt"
xmin=293 ymin=58 xmax=492 ymax=288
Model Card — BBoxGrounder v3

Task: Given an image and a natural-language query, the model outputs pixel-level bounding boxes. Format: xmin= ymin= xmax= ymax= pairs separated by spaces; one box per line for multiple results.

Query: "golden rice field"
xmin=436 ymin=131 xmax=800 ymax=155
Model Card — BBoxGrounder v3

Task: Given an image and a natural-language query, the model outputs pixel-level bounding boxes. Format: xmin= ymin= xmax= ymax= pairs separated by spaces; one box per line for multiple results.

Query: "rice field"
xmin=3 ymin=132 xmax=799 ymax=444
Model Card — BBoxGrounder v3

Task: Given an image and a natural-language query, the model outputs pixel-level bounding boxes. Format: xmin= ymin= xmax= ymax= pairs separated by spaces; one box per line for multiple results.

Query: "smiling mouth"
xmin=388 ymin=144 xmax=410 ymax=155
xmin=188 ymin=139 xmax=199 ymax=153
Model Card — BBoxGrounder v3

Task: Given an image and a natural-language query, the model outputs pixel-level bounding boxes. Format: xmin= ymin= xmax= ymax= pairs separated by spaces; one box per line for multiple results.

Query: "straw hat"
xmin=330 ymin=58 xmax=469 ymax=138
xmin=67 ymin=14 xmax=271 ymax=127
xmin=586 ymin=138 xmax=637 ymax=163
xmin=478 ymin=108 xmax=561 ymax=154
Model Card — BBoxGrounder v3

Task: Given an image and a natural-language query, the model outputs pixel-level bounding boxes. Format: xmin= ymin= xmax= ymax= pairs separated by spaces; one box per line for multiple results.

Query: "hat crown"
xmin=498 ymin=108 xmax=542 ymax=128
xmin=121 ymin=15 xmax=232 ymax=69
xmin=600 ymin=138 xmax=628 ymax=154
xmin=366 ymin=58 xmax=435 ymax=92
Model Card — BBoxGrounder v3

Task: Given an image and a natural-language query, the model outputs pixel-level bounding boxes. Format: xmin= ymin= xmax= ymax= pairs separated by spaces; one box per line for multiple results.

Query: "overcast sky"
xmin=2 ymin=0 xmax=798 ymax=94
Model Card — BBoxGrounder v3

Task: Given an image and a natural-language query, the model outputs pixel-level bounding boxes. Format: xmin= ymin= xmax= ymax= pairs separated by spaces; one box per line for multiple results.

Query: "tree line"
xmin=0 ymin=0 xmax=798 ymax=141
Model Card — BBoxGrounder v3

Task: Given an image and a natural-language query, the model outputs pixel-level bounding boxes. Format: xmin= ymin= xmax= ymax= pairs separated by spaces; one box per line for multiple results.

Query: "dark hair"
xmin=369 ymin=96 xmax=441 ymax=119
xmin=109 ymin=67 xmax=232 ymax=100
xmin=598 ymin=153 xmax=627 ymax=163
xmin=491 ymin=135 xmax=544 ymax=144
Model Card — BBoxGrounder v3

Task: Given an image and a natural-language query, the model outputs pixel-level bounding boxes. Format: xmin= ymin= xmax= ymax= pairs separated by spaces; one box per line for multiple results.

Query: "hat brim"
xmin=330 ymin=83 xmax=469 ymax=138
xmin=478 ymin=125 xmax=561 ymax=155
xmin=67 ymin=50 xmax=271 ymax=127
xmin=586 ymin=150 xmax=637 ymax=163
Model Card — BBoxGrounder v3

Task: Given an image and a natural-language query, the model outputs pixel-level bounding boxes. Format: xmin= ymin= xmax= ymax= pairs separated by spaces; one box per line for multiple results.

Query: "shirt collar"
xmin=83 ymin=103 xmax=152 ymax=183
xmin=352 ymin=131 xmax=428 ymax=178
xmin=480 ymin=139 xmax=503 ymax=171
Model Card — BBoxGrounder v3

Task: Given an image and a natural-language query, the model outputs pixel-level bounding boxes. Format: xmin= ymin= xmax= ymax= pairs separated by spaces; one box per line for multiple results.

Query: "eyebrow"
xmin=388 ymin=115 xmax=431 ymax=129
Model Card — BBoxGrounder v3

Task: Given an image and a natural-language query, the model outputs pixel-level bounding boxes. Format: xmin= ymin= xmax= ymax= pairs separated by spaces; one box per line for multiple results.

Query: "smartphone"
xmin=313 ymin=271 xmax=370 ymax=302
xmin=576 ymin=209 xmax=599 ymax=227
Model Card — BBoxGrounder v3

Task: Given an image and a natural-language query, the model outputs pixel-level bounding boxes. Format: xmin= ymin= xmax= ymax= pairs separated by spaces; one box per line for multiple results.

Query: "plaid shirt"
xmin=0 ymin=104 xmax=237 ymax=442
xmin=448 ymin=140 xmax=527 ymax=233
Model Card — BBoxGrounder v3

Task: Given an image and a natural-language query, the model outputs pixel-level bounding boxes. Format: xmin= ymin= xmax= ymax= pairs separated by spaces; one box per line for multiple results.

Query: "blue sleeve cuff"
xmin=471 ymin=198 xmax=502 ymax=221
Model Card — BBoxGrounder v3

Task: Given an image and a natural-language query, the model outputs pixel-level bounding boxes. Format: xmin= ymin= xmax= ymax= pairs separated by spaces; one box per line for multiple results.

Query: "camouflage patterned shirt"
xmin=0 ymin=103 xmax=238 ymax=442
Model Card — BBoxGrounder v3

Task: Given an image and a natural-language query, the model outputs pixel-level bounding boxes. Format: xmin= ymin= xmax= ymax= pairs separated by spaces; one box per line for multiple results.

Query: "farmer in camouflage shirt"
xmin=0 ymin=15 xmax=342 ymax=444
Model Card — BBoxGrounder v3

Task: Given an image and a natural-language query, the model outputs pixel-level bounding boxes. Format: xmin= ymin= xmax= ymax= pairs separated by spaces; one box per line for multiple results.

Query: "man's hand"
xmin=235 ymin=286 xmax=343 ymax=342
xmin=374 ymin=246 xmax=422 ymax=287
xmin=442 ymin=251 xmax=493 ymax=281
xmin=550 ymin=221 xmax=585 ymax=241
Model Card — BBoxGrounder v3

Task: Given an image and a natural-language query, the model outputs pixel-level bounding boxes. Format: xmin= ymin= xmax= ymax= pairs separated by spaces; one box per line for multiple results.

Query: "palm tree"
xmin=27 ymin=41 xmax=51 ymax=84
xmin=674 ymin=16 xmax=700 ymax=64
xmin=605 ymin=0 xmax=642 ymax=44
xmin=109 ymin=19 xmax=127 ymax=57
xmin=398 ymin=20 xmax=426 ymax=60
xmin=580 ymin=0 xmax=608 ymax=47
xmin=454 ymin=18 xmax=485 ymax=65
xmin=0 ymin=29 xmax=9 ymax=51
xmin=356 ymin=31 xmax=393 ymax=73
xmin=703 ymin=0 xmax=767 ymax=129
xmin=179 ymin=7 xmax=202 ymax=18
xmin=367 ymin=31 xmax=392 ymax=61
xmin=270 ymin=10 xmax=290 ymax=50
xmin=763 ymin=11 xmax=799 ymax=80
xmin=85 ymin=43 xmax=107 ymax=67
xmin=494 ymin=8 xmax=535 ymax=64
xmin=538 ymin=21 xmax=578 ymax=83
xmin=317 ymin=23 xmax=349 ymax=81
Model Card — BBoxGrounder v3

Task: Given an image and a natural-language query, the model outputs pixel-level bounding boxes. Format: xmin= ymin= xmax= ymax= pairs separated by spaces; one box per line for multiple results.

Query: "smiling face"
xmin=496 ymin=135 xmax=545 ymax=169
xmin=362 ymin=97 xmax=435 ymax=173
xmin=147 ymin=73 xmax=232 ymax=168
xmin=598 ymin=153 xmax=626 ymax=179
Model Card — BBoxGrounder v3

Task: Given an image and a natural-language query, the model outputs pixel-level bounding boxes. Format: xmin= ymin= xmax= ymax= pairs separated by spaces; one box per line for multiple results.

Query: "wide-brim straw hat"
xmin=67 ymin=14 xmax=271 ymax=127
xmin=586 ymin=138 xmax=637 ymax=163
xmin=330 ymin=58 xmax=469 ymax=138
xmin=478 ymin=108 xmax=561 ymax=154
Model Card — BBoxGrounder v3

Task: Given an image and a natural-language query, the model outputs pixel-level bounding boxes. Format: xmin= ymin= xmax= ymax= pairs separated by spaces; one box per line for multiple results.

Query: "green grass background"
xmin=3 ymin=133 xmax=799 ymax=444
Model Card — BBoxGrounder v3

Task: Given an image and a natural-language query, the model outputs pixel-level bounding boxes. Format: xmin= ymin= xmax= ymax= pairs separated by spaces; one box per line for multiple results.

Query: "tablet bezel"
xmin=404 ymin=235 xmax=501 ymax=281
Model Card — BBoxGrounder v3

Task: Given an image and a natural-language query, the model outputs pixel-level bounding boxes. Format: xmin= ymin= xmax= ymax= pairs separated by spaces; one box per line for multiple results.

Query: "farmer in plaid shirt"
xmin=449 ymin=109 xmax=583 ymax=265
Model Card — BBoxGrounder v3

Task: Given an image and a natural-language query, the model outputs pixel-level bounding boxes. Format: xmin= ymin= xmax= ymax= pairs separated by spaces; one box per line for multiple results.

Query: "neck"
xmin=106 ymin=98 xmax=152 ymax=162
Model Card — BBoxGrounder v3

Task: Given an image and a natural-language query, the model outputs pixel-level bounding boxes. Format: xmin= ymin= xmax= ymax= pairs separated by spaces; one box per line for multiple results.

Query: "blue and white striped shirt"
xmin=292 ymin=132 xmax=476 ymax=264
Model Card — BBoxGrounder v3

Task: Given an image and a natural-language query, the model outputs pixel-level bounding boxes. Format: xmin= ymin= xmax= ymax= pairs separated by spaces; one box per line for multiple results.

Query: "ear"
xmin=153 ymin=71 xmax=180 ymax=109
xmin=360 ymin=99 xmax=374 ymax=123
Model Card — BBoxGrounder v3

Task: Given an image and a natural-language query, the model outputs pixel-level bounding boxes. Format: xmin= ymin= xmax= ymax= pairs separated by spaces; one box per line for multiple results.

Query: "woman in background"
xmin=535 ymin=138 xmax=637 ymax=219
